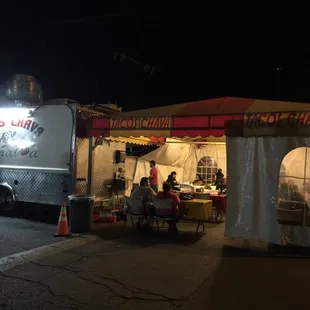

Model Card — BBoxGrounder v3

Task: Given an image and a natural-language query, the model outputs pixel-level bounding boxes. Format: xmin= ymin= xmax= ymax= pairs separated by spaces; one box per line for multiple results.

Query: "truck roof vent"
xmin=5 ymin=74 xmax=43 ymax=106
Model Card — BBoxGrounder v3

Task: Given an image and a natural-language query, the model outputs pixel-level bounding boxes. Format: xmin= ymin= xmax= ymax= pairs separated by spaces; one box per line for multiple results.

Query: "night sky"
xmin=0 ymin=2 xmax=307 ymax=111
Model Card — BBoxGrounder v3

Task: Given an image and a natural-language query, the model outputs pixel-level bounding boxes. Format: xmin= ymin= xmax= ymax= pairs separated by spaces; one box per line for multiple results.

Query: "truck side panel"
xmin=0 ymin=170 xmax=69 ymax=205
xmin=0 ymin=104 xmax=75 ymax=206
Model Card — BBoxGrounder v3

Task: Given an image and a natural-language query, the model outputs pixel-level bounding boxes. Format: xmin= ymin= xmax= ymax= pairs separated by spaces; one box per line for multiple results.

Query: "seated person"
xmin=166 ymin=171 xmax=180 ymax=190
xmin=304 ymin=190 xmax=310 ymax=214
xmin=287 ymin=179 xmax=299 ymax=193
xmin=278 ymin=179 xmax=307 ymax=213
xmin=130 ymin=177 xmax=157 ymax=228
xmin=304 ymin=180 xmax=310 ymax=192
xmin=157 ymin=182 xmax=181 ymax=232
xmin=278 ymin=182 xmax=289 ymax=199
xmin=193 ymin=174 xmax=204 ymax=186
xmin=221 ymin=178 xmax=227 ymax=194
xmin=131 ymin=177 xmax=157 ymax=199
xmin=280 ymin=179 xmax=303 ymax=202
xmin=222 ymin=178 xmax=227 ymax=187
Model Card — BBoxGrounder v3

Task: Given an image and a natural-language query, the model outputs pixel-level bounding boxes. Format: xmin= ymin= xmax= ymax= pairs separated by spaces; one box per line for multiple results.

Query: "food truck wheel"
xmin=0 ymin=188 xmax=17 ymax=214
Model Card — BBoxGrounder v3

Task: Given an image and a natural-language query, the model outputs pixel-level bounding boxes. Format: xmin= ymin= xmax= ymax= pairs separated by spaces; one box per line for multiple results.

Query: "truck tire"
xmin=0 ymin=187 xmax=18 ymax=215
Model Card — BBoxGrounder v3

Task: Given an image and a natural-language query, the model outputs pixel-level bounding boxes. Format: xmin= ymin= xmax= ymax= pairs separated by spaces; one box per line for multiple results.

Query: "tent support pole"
xmin=87 ymin=137 xmax=93 ymax=195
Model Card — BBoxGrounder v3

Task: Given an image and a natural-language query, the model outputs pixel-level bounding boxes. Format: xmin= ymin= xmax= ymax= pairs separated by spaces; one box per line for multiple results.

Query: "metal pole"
xmin=87 ymin=136 xmax=93 ymax=195
xmin=303 ymin=147 xmax=308 ymax=226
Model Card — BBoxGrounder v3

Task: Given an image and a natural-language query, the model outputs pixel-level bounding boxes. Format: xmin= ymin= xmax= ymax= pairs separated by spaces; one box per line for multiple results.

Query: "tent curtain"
xmin=225 ymin=136 xmax=310 ymax=246
xmin=124 ymin=156 xmax=138 ymax=196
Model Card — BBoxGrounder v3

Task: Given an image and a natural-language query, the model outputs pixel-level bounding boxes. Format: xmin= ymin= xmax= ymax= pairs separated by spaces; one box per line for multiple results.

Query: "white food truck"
xmin=0 ymin=75 xmax=126 ymax=212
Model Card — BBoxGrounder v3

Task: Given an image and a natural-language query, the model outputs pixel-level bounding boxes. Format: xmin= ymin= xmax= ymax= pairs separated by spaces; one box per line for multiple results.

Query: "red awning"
xmin=88 ymin=97 xmax=310 ymax=139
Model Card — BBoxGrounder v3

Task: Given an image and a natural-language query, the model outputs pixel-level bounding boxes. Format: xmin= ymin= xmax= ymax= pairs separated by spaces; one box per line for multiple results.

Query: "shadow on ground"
xmin=5 ymin=203 xmax=310 ymax=259
xmin=223 ymin=243 xmax=310 ymax=258
xmin=92 ymin=221 xmax=310 ymax=258
xmin=90 ymin=221 xmax=226 ymax=259
xmin=200 ymin=256 xmax=310 ymax=309
xmin=92 ymin=221 xmax=219 ymax=244
xmin=2 ymin=203 xmax=61 ymax=225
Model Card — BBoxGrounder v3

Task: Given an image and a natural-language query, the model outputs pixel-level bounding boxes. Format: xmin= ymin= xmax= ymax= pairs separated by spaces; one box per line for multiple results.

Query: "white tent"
xmin=226 ymin=137 xmax=310 ymax=247
xmin=90 ymin=96 xmax=310 ymax=248
xmin=133 ymin=139 xmax=226 ymax=187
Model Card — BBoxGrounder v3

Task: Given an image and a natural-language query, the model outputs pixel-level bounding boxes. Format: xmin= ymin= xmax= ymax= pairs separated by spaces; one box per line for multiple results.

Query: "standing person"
xmin=149 ymin=160 xmax=158 ymax=193
xmin=214 ymin=168 xmax=224 ymax=191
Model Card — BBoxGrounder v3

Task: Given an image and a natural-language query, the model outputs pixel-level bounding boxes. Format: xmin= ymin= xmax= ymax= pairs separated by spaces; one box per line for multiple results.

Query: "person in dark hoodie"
xmin=214 ymin=168 xmax=224 ymax=190
xmin=166 ymin=171 xmax=180 ymax=190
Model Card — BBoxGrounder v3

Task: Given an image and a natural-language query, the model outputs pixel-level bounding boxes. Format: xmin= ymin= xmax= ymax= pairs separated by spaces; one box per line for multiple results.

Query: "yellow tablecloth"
xmin=179 ymin=199 xmax=213 ymax=220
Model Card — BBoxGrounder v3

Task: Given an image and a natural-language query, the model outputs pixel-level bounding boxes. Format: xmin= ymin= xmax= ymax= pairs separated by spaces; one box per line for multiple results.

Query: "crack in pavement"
xmin=1 ymin=247 xmax=219 ymax=308
xmin=0 ymin=272 xmax=94 ymax=308
xmin=0 ymin=296 xmax=9 ymax=307
xmin=6 ymin=268 xmax=65 ymax=303
xmin=34 ymin=261 xmax=183 ymax=307
xmin=20 ymin=254 xmax=186 ymax=307
xmin=76 ymin=272 xmax=183 ymax=307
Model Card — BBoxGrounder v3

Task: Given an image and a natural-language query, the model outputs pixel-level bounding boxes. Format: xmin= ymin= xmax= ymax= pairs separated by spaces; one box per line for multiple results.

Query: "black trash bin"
xmin=68 ymin=194 xmax=94 ymax=233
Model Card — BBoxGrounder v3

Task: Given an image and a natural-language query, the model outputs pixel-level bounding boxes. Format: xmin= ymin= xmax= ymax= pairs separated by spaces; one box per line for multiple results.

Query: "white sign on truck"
xmin=0 ymin=102 xmax=125 ymax=210
xmin=0 ymin=105 xmax=73 ymax=172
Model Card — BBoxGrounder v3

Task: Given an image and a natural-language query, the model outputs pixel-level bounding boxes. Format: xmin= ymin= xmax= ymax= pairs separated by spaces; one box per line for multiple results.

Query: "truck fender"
xmin=0 ymin=182 xmax=17 ymax=201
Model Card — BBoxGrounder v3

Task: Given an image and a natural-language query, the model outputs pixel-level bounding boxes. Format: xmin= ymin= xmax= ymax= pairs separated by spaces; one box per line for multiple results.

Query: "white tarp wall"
xmin=134 ymin=141 xmax=226 ymax=187
xmin=125 ymin=156 xmax=138 ymax=196
xmin=225 ymin=136 xmax=310 ymax=246
xmin=92 ymin=141 xmax=126 ymax=197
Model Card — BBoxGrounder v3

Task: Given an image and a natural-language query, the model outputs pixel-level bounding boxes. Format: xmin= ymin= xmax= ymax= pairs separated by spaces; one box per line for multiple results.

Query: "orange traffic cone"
xmin=54 ymin=202 xmax=70 ymax=237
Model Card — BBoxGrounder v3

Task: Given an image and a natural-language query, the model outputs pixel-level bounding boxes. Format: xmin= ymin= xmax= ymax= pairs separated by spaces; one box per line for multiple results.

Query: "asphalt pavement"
xmin=0 ymin=204 xmax=64 ymax=259
xmin=0 ymin=216 xmax=64 ymax=258
xmin=1 ymin=210 xmax=310 ymax=309
xmin=1 ymin=221 xmax=309 ymax=309
xmin=0 ymin=221 xmax=223 ymax=309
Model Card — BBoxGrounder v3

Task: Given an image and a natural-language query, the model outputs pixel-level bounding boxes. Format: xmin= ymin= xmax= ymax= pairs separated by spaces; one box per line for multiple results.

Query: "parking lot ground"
xmin=0 ymin=216 xmax=65 ymax=259
xmin=2 ymin=221 xmax=310 ymax=309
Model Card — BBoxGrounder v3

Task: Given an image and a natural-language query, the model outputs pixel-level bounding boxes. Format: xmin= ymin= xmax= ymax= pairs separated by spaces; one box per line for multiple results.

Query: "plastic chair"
xmin=277 ymin=200 xmax=305 ymax=226
xmin=123 ymin=196 xmax=145 ymax=231
xmin=152 ymin=199 xmax=174 ymax=230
